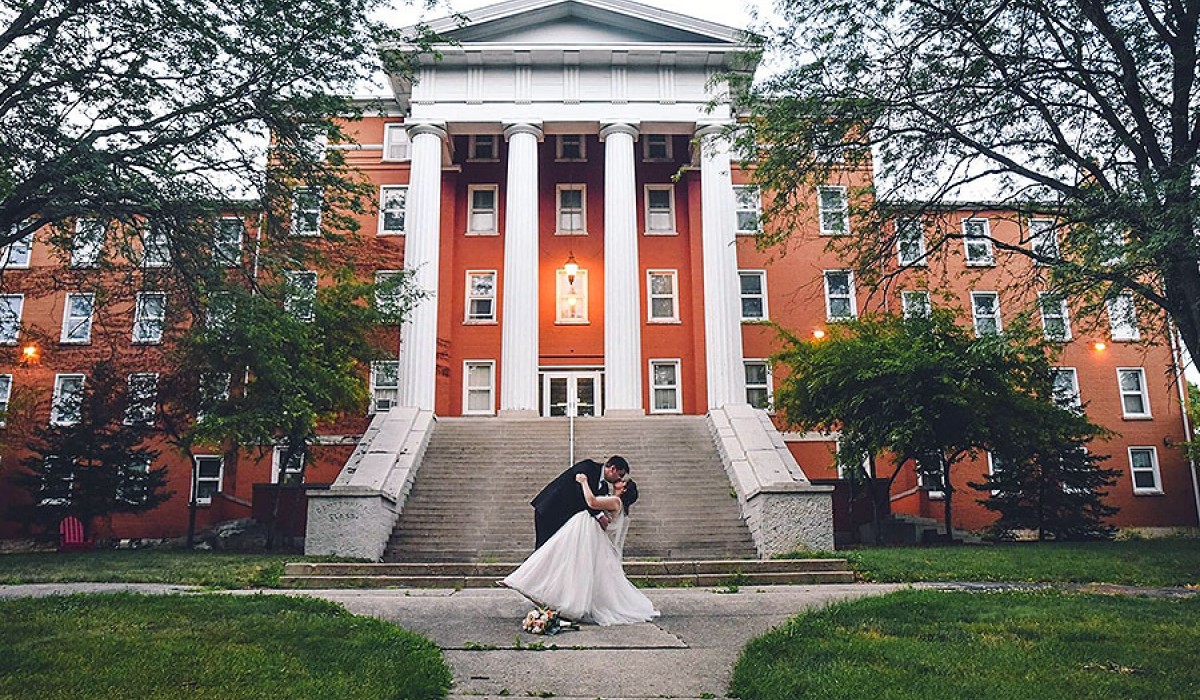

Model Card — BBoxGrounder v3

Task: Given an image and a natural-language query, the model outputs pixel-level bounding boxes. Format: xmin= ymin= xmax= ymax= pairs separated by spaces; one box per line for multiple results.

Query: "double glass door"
xmin=540 ymin=370 xmax=603 ymax=417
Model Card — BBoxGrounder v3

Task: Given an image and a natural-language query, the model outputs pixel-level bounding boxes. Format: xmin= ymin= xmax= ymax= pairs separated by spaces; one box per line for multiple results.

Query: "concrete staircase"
xmin=383 ymin=416 xmax=759 ymax=562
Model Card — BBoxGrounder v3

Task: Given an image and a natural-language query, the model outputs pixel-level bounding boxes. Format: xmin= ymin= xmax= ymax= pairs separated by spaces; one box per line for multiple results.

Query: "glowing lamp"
xmin=1093 ymin=341 xmax=1107 ymax=352
xmin=813 ymin=329 xmax=826 ymax=340
xmin=564 ymin=251 xmax=579 ymax=284
xmin=19 ymin=343 xmax=39 ymax=365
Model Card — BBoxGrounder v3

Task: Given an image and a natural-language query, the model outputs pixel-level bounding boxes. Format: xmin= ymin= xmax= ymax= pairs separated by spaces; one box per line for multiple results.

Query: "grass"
xmin=0 ymin=592 xmax=452 ymax=700
xmin=0 ymin=550 xmax=353 ymax=588
xmin=780 ymin=538 xmax=1200 ymax=587
xmin=730 ymin=589 xmax=1200 ymax=700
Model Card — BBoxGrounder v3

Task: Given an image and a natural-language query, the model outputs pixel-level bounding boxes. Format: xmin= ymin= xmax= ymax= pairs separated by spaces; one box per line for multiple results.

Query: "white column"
xmin=397 ymin=123 xmax=447 ymax=411
xmin=697 ymin=124 xmax=747 ymax=409
xmin=600 ymin=123 xmax=643 ymax=416
xmin=499 ymin=123 xmax=543 ymax=415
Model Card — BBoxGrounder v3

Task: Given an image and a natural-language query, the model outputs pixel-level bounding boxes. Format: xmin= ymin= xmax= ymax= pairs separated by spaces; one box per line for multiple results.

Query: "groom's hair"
xmin=606 ymin=455 xmax=630 ymax=475
xmin=619 ymin=479 xmax=639 ymax=514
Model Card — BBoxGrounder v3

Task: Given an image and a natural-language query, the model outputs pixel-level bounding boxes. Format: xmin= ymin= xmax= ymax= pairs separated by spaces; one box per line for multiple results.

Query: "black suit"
xmin=531 ymin=459 xmax=608 ymax=548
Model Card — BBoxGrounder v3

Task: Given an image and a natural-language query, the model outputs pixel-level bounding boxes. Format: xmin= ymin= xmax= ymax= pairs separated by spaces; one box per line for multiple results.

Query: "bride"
xmin=501 ymin=474 xmax=660 ymax=626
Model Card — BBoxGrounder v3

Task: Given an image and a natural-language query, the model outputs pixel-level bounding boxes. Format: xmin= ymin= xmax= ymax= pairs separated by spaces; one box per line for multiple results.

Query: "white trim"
xmin=817 ymin=185 xmax=849 ymax=235
xmin=270 ymin=445 xmax=306 ymax=485
xmin=465 ymin=270 xmax=498 ymax=323
xmin=0 ymin=374 xmax=12 ymax=427
xmin=369 ymin=360 xmax=399 ymax=413
xmin=962 ymin=218 xmax=995 ymax=266
xmin=1117 ymin=367 xmax=1152 ymax=419
xmin=646 ymin=269 xmax=679 ymax=323
xmin=1106 ymin=294 xmax=1140 ymax=341
xmin=1052 ymin=367 xmax=1082 ymax=410
xmin=648 ymin=358 xmax=682 ymax=414
xmin=1038 ymin=292 xmax=1072 ymax=341
xmin=290 ymin=187 xmax=322 ymax=237
xmin=0 ymin=293 xmax=23 ymax=344
xmin=70 ymin=218 xmax=104 ymax=268
xmin=60 ymin=292 xmax=94 ymax=344
xmin=1128 ymin=446 xmax=1164 ymax=495
xmin=141 ymin=227 xmax=171 ymax=267
xmin=556 ymin=268 xmax=588 ymax=324
xmin=468 ymin=134 xmax=499 ymax=161
xmin=986 ymin=452 xmax=1006 ymax=497
xmin=284 ymin=270 xmax=318 ymax=322
xmin=643 ymin=184 xmax=677 ymax=235
xmin=214 ymin=217 xmax=244 ymax=266
xmin=51 ymin=373 xmax=85 ymax=426
xmin=738 ymin=269 xmax=768 ymax=321
xmin=555 ymin=184 xmax=587 ymax=235
xmin=1029 ymin=218 xmax=1060 ymax=261
xmin=970 ymin=291 xmax=1002 ymax=336
xmin=643 ymin=134 xmax=673 ymax=161
xmin=192 ymin=455 xmax=224 ymax=505
xmin=733 ymin=185 xmax=761 ymax=235
xmin=132 ymin=291 xmax=166 ymax=344
xmin=378 ymin=185 xmax=409 ymax=236
xmin=463 ymin=360 xmax=496 ymax=415
xmin=123 ymin=372 xmax=158 ymax=426
xmin=896 ymin=218 xmax=927 ymax=266
xmin=744 ymin=359 xmax=773 ymax=410
xmin=383 ymin=124 xmax=412 ymax=161
xmin=823 ymin=270 xmax=856 ymax=321
xmin=901 ymin=290 xmax=930 ymax=319
xmin=1 ymin=231 xmax=32 ymax=269
xmin=556 ymin=134 xmax=586 ymax=161
xmin=374 ymin=270 xmax=406 ymax=320
xmin=466 ymin=184 xmax=500 ymax=235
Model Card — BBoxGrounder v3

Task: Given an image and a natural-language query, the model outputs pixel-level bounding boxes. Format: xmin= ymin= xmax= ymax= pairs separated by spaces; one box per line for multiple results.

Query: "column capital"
xmin=405 ymin=122 xmax=449 ymax=141
xmin=503 ymin=123 xmax=544 ymax=141
xmin=694 ymin=121 xmax=733 ymax=139
xmin=599 ymin=122 xmax=640 ymax=141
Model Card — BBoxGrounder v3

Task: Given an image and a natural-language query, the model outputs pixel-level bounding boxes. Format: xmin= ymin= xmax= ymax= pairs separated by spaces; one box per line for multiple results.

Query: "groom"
xmin=531 ymin=455 xmax=630 ymax=548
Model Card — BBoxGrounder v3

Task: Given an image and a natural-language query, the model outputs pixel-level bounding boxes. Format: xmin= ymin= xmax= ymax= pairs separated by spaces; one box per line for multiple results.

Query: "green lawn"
xmin=730 ymin=589 xmax=1200 ymax=700
xmin=0 ymin=550 xmax=348 ymax=588
xmin=783 ymin=538 xmax=1200 ymax=587
xmin=0 ymin=593 xmax=451 ymax=700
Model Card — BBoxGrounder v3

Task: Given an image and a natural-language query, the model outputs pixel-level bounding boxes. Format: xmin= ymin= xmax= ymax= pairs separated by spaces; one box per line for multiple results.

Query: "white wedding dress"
xmin=502 ymin=509 xmax=660 ymax=626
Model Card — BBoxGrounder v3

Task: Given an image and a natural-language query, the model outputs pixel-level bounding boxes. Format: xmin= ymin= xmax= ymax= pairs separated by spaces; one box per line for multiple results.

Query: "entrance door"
xmin=541 ymin=370 xmax=603 ymax=417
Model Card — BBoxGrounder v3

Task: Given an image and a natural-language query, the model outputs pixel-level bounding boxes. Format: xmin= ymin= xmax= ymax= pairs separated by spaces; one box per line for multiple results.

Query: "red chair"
xmin=58 ymin=516 xmax=92 ymax=551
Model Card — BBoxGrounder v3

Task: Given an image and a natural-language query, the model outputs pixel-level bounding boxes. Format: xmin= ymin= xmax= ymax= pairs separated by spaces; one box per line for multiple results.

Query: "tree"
xmin=734 ymin=0 xmax=1200 ymax=360
xmin=9 ymin=362 xmax=170 ymax=537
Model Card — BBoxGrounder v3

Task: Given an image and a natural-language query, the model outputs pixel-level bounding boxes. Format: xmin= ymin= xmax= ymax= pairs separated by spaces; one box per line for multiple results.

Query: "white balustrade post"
xmin=600 ymin=123 xmax=644 ymax=416
xmin=499 ymin=123 xmax=543 ymax=415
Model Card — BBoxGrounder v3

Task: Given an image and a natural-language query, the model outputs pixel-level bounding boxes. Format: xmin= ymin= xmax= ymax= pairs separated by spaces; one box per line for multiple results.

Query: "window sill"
xmin=555 ymin=231 xmax=588 ymax=236
xmin=647 ymin=319 xmax=681 ymax=325
xmin=741 ymin=318 xmax=770 ymax=324
xmin=1111 ymin=337 xmax=1142 ymax=343
xmin=1122 ymin=415 xmax=1154 ymax=421
xmin=964 ymin=261 xmax=996 ymax=267
xmin=464 ymin=231 xmax=500 ymax=237
xmin=819 ymin=231 xmax=849 ymax=237
xmin=0 ymin=265 xmax=31 ymax=271
xmin=735 ymin=231 xmax=761 ymax=237
xmin=643 ymin=231 xmax=679 ymax=237
xmin=132 ymin=340 xmax=164 ymax=346
xmin=650 ymin=409 xmax=683 ymax=415
xmin=555 ymin=320 xmax=589 ymax=326
xmin=463 ymin=320 xmax=498 ymax=325
xmin=1133 ymin=489 xmax=1165 ymax=496
xmin=380 ymin=158 xmax=412 ymax=164
xmin=59 ymin=339 xmax=92 ymax=345
xmin=377 ymin=231 xmax=406 ymax=237
xmin=899 ymin=261 xmax=929 ymax=268
xmin=466 ymin=158 xmax=500 ymax=163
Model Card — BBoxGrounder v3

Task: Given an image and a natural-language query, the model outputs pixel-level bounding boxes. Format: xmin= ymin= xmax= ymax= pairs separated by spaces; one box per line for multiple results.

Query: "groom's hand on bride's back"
xmin=596 ymin=513 xmax=610 ymax=530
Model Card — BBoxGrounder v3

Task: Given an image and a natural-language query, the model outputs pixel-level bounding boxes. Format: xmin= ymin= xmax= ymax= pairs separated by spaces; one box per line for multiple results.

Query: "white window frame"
xmin=462 ymin=360 xmax=496 ymax=416
xmin=1107 ymin=294 xmax=1140 ymax=341
xmin=465 ymin=270 xmax=497 ymax=323
xmin=382 ymin=124 xmax=411 ymax=162
xmin=0 ymin=294 xmax=23 ymax=344
xmin=374 ymin=270 xmax=405 ymax=321
xmin=739 ymin=270 xmax=769 ymax=321
xmin=132 ymin=291 xmax=167 ymax=344
xmin=60 ymin=292 xmax=94 ymax=344
xmin=468 ymin=135 xmax=498 ymax=161
xmin=369 ymin=360 xmax=399 ymax=414
xmin=466 ymin=184 xmax=499 ymax=235
xmin=646 ymin=270 xmax=679 ymax=323
xmin=206 ymin=292 xmax=235 ymax=332
xmin=555 ymin=184 xmax=587 ymax=235
xmin=290 ymin=187 xmax=322 ymax=237
xmin=378 ymin=185 xmax=408 ymax=236
xmin=284 ymin=270 xmax=318 ymax=322
xmin=141 ymin=227 xmax=171 ymax=268
xmin=214 ymin=217 xmax=244 ymax=267
xmin=556 ymin=134 xmax=585 ymax=161
xmin=51 ymin=373 xmax=85 ymax=426
xmin=1117 ymin=367 xmax=1151 ymax=419
xmin=192 ymin=455 xmax=224 ymax=505
xmin=649 ymin=359 xmax=682 ymax=414
xmin=270 ymin=446 xmax=306 ymax=485
xmin=1052 ymin=367 xmax=1082 ymax=411
xmin=744 ymin=360 xmax=773 ymax=410
xmin=823 ymin=270 xmax=857 ymax=321
xmin=962 ymin=218 xmax=995 ymax=266
xmin=1029 ymin=218 xmax=1060 ymax=261
xmin=556 ymin=269 xmax=588 ymax=324
xmin=1038 ymin=293 xmax=1072 ymax=342
xmin=986 ymin=452 xmax=1006 ymax=497
xmin=197 ymin=372 xmax=231 ymax=423
xmin=901 ymin=290 xmax=931 ymax=319
xmin=918 ymin=461 xmax=945 ymax=499
xmin=0 ymin=374 xmax=11 ymax=427
xmin=1 ymin=230 xmax=32 ymax=269
xmin=644 ymin=185 xmax=677 ymax=235
xmin=643 ymin=134 xmax=672 ymax=161
xmin=71 ymin=218 xmax=104 ymax=268
xmin=896 ymin=218 xmax=927 ymax=266
xmin=124 ymin=373 xmax=158 ymax=426
xmin=1128 ymin=446 xmax=1163 ymax=495
xmin=817 ymin=185 xmax=849 ymax=235
xmin=733 ymin=186 xmax=761 ymax=235
xmin=970 ymin=291 xmax=1002 ymax=336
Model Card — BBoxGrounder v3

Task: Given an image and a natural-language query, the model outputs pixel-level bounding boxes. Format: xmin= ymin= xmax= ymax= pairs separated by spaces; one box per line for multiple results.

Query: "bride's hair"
xmin=619 ymin=479 xmax=639 ymax=515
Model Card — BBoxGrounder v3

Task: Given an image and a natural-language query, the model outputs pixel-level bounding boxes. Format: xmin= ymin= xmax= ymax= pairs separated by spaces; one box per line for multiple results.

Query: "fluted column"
xmin=600 ymin=123 xmax=643 ymax=416
xmin=397 ymin=123 xmax=447 ymax=410
xmin=697 ymin=123 xmax=747 ymax=408
xmin=499 ymin=123 xmax=543 ymax=415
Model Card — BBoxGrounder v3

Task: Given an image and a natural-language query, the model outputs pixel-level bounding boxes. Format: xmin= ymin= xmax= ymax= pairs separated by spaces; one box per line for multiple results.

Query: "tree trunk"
xmin=941 ymin=456 xmax=954 ymax=541
xmin=186 ymin=463 xmax=198 ymax=547
xmin=868 ymin=453 xmax=884 ymax=545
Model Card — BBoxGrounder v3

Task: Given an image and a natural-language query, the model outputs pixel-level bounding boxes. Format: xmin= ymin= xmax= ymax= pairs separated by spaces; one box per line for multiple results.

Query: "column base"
xmin=603 ymin=408 xmax=646 ymax=417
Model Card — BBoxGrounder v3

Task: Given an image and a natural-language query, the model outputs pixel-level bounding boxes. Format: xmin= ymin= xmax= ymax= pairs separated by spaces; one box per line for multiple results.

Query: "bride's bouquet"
xmin=522 ymin=607 xmax=568 ymax=635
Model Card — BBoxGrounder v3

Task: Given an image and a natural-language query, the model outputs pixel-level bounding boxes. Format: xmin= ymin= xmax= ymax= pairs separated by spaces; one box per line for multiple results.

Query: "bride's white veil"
xmin=607 ymin=508 xmax=631 ymax=558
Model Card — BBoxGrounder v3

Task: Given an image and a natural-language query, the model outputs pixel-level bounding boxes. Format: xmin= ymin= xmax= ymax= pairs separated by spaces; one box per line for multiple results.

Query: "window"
xmin=556 ymin=185 xmax=586 ymax=235
xmin=650 ymin=359 xmax=682 ymax=413
xmin=141 ymin=227 xmax=171 ymax=267
xmin=962 ymin=218 xmax=994 ymax=265
xmin=918 ymin=461 xmax=944 ymax=499
xmin=271 ymin=446 xmax=305 ymax=485
xmin=2 ymin=230 xmax=32 ymax=268
xmin=124 ymin=373 xmax=158 ymax=426
xmin=901 ymin=290 xmax=931 ymax=319
xmin=1030 ymin=218 xmax=1059 ymax=261
xmin=1052 ymin=368 xmax=1082 ymax=410
xmin=192 ymin=455 xmax=224 ymax=505
xmin=0 ymin=294 xmax=23 ymax=344
xmin=463 ymin=361 xmax=495 ymax=415
xmin=643 ymin=134 xmax=672 ymax=160
xmin=291 ymin=188 xmax=322 ymax=237
xmin=745 ymin=360 xmax=773 ymax=410
xmin=71 ymin=219 xmax=104 ymax=268
xmin=734 ymin=186 xmax=761 ymax=235
xmin=132 ymin=292 xmax=166 ymax=344
xmin=379 ymin=186 xmax=408 ymax=235
xmin=383 ymin=124 xmax=411 ymax=161
xmin=51 ymin=374 xmax=85 ymax=426
xmin=206 ymin=292 xmax=235 ymax=332
xmin=467 ymin=185 xmax=498 ymax=234
xmin=1038 ymin=293 xmax=1071 ymax=341
xmin=0 ymin=374 xmax=11 ymax=427
xmin=39 ymin=457 xmax=74 ymax=506
xmin=117 ymin=458 xmax=152 ymax=504
xmin=823 ymin=270 xmax=856 ymax=320
xmin=469 ymin=135 xmax=497 ymax=160
xmin=198 ymin=372 xmax=231 ymax=422
xmin=986 ymin=452 xmax=1007 ymax=497
xmin=647 ymin=270 xmax=679 ymax=323
xmin=896 ymin=218 xmax=926 ymax=266
xmin=556 ymin=134 xmax=585 ymax=160
xmin=644 ymin=185 xmax=676 ymax=234
xmin=970 ymin=291 xmax=1002 ymax=336
xmin=284 ymin=271 xmax=317 ymax=322
xmin=465 ymin=271 xmax=497 ymax=323
xmin=60 ymin=293 xmax=94 ymax=343
xmin=817 ymin=185 xmax=849 ymax=235
xmin=556 ymin=269 xmax=588 ymax=323
xmin=1117 ymin=367 xmax=1151 ymax=418
xmin=1100 ymin=224 xmax=1125 ymax=266
xmin=370 ymin=361 xmax=399 ymax=413
xmin=1128 ymin=447 xmax=1163 ymax=494
xmin=374 ymin=270 xmax=406 ymax=322
xmin=214 ymin=218 xmax=244 ymax=266
xmin=1107 ymin=294 xmax=1140 ymax=341
xmin=739 ymin=270 xmax=768 ymax=321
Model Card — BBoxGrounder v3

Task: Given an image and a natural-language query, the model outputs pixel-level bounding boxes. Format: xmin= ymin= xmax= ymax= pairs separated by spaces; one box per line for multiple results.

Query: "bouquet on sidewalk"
xmin=521 ymin=607 xmax=577 ymax=635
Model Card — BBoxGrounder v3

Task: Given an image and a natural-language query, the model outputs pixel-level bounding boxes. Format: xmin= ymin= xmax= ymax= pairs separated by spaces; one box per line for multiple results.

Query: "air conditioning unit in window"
xmin=375 ymin=398 xmax=394 ymax=412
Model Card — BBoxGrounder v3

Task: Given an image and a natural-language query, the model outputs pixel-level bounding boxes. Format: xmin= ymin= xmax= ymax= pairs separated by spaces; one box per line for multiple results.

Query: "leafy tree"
xmin=735 ymin=0 xmax=1200 ymax=360
xmin=9 ymin=362 xmax=170 ymax=538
